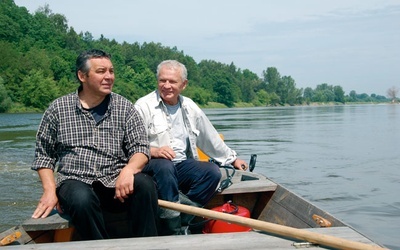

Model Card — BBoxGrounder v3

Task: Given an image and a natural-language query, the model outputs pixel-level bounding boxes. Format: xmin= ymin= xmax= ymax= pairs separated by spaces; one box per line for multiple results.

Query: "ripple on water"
xmin=336 ymin=202 xmax=400 ymax=249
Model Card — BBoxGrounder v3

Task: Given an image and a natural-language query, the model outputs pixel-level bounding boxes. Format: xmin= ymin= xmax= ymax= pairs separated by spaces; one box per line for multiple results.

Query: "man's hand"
xmin=32 ymin=191 xmax=60 ymax=219
xmin=232 ymin=158 xmax=248 ymax=171
xmin=115 ymin=152 xmax=148 ymax=202
xmin=151 ymin=146 xmax=176 ymax=160
xmin=115 ymin=167 xmax=135 ymax=203
xmin=32 ymin=168 xmax=61 ymax=219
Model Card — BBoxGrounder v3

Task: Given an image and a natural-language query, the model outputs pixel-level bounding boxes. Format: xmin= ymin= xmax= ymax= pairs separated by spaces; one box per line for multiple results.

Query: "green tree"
xmin=0 ymin=0 xmax=31 ymax=43
xmin=313 ymin=83 xmax=335 ymax=102
xmin=114 ymin=67 xmax=156 ymax=102
xmin=57 ymin=77 xmax=77 ymax=96
xmin=65 ymin=27 xmax=84 ymax=51
xmin=183 ymin=85 xmax=211 ymax=105
xmin=254 ymin=90 xmax=279 ymax=106
xmin=198 ymin=60 xmax=219 ymax=91
xmin=0 ymin=78 xmax=12 ymax=112
xmin=50 ymin=54 xmax=72 ymax=81
xmin=357 ymin=93 xmax=371 ymax=102
xmin=20 ymin=47 xmax=53 ymax=77
xmin=20 ymin=70 xmax=59 ymax=110
xmin=268 ymin=92 xmax=280 ymax=106
xmin=0 ymin=41 xmax=22 ymax=100
xmin=132 ymin=68 xmax=157 ymax=101
xmin=303 ymin=87 xmax=314 ymax=104
xmin=263 ymin=67 xmax=281 ymax=94
xmin=276 ymin=76 xmax=301 ymax=105
xmin=349 ymin=90 xmax=357 ymax=101
xmin=333 ymin=85 xmax=345 ymax=103
xmin=239 ymin=69 xmax=260 ymax=103
xmin=213 ymin=77 xmax=236 ymax=107
xmin=126 ymin=56 xmax=149 ymax=74
xmin=198 ymin=60 xmax=241 ymax=105
xmin=113 ymin=80 xmax=137 ymax=103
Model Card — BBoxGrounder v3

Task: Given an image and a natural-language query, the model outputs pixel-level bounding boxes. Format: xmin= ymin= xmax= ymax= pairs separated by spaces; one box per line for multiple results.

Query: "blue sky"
xmin=14 ymin=0 xmax=400 ymax=96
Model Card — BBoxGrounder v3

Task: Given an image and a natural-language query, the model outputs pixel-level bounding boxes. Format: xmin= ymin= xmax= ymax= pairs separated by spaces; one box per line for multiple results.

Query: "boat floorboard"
xmin=2 ymin=227 xmax=380 ymax=249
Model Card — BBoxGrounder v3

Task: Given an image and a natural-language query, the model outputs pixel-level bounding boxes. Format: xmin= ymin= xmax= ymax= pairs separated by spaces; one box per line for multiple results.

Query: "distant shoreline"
xmin=200 ymin=101 xmax=395 ymax=109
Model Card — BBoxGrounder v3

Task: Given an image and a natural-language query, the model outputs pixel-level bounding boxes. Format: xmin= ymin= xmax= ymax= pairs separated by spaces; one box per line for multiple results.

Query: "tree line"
xmin=0 ymin=0 xmax=391 ymax=113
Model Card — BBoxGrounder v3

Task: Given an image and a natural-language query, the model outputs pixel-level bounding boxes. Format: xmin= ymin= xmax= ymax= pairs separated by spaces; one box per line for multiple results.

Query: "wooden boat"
xmin=0 ymin=155 xmax=385 ymax=249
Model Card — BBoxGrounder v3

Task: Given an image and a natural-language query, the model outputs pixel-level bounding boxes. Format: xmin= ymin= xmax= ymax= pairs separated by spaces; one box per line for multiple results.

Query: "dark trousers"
xmin=142 ymin=158 xmax=221 ymax=205
xmin=56 ymin=173 xmax=158 ymax=240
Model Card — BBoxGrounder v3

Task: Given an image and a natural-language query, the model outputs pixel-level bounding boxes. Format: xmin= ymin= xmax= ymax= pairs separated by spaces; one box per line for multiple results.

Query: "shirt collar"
xmin=74 ymin=87 xmax=113 ymax=113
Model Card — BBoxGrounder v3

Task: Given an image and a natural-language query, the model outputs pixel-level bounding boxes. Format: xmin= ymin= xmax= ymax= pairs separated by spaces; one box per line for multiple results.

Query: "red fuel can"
xmin=203 ymin=201 xmax=252 ymax=233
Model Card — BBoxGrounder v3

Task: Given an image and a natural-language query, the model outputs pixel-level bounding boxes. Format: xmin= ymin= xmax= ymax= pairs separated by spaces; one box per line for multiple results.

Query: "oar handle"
xmin=158 ymin=200 xmax=386 ymax=250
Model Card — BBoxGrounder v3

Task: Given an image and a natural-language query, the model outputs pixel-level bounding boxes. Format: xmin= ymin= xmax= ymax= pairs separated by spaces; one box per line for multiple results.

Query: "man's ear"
xmin=77 ymin=70 xmax=86 ymax=83
xmin=182 ymin=80 xmax=188 ymax=90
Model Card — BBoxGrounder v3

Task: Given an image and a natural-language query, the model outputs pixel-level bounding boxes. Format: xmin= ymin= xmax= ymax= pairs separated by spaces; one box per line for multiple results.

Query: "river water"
xmin=0 ymin=104 xmax=399 ymax=249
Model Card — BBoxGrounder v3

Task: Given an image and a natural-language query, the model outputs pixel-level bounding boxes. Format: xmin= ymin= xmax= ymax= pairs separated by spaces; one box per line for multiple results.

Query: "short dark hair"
xmin=75 ymin=49 xmax=111 ymax=83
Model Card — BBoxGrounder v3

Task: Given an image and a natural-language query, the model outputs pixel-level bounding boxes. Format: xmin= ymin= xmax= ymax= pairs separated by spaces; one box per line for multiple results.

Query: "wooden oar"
xmin=158 ymin=200 xmax=386 ymax=250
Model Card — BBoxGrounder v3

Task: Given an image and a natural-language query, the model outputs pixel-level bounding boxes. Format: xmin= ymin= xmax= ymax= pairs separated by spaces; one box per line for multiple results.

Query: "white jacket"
xmin=134 ymin=90 xmax=237 ymax=166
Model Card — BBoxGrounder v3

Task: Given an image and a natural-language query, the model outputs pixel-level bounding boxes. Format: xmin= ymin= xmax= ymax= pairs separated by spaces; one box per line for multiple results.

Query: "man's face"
xmin=79 ymin=57 xmax=114 ymax=96
xmin=157 ymin=66 xmax=187 ymax=105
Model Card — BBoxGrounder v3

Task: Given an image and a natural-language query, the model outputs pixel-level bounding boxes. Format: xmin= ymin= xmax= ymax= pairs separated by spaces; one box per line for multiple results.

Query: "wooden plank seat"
xmin=21 ymin=211 xmax=75 ymax=243
xmin=22 ymin=212 xmax=72 ymax=232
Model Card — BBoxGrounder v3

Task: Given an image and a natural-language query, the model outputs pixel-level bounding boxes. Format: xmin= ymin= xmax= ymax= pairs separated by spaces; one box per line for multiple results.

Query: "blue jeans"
xmin=142 ymin=158 xmax=221 ymax=205
xmin=56 ymin=173 xmax=158 ymax=240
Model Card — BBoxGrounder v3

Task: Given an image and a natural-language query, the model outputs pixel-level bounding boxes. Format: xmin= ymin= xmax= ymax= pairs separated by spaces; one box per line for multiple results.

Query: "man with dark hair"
xmin=31 ymin=49 xmax=158 ymax=240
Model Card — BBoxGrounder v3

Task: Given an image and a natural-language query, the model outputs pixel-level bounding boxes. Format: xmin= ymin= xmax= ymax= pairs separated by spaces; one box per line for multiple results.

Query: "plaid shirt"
xmin=32 ymin=91 xmax=150 ymax=188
